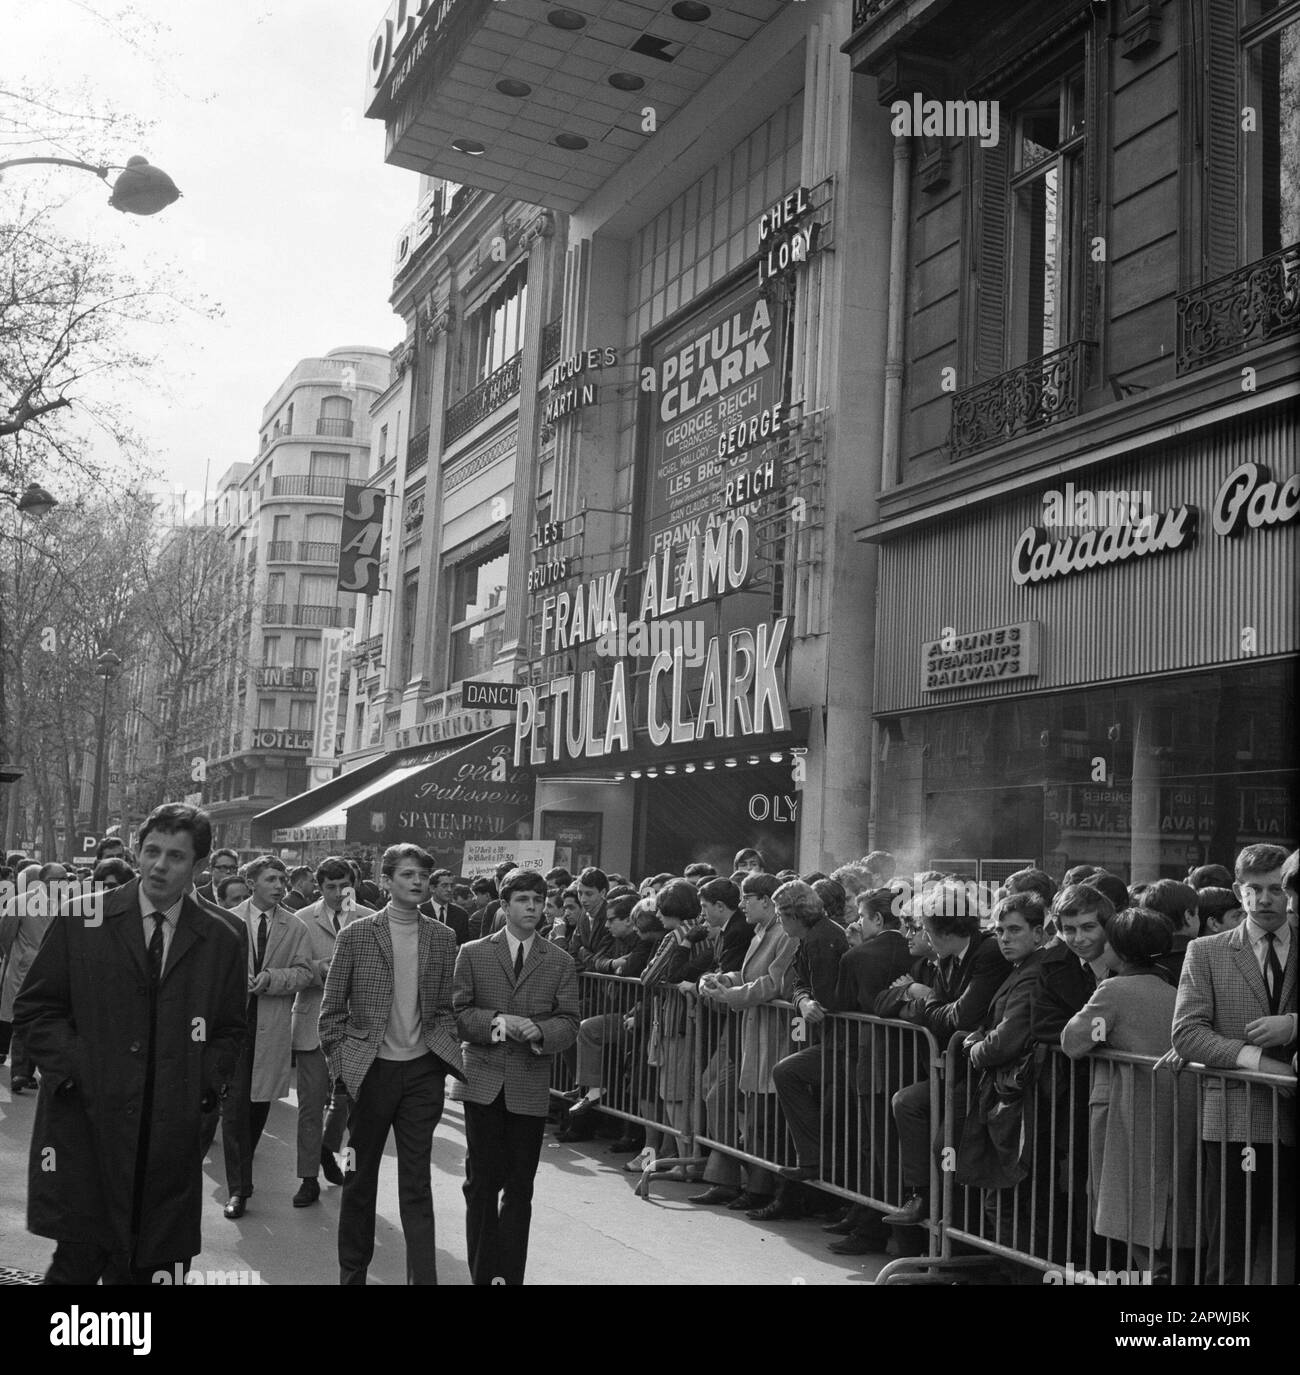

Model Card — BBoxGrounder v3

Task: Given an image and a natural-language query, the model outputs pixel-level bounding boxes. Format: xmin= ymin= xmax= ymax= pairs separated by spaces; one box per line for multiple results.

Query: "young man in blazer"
xmin=453 ymin=868 xmax=579 ymax=1285
xmin=1172 ymin=842 xmax=1297 ymax=1285
xmin=319 ymin=844 xmax=463 ymax=1285
xmin=220 ymin=855 xmax=314 ymax=1219
xmin=290 ymin=856 xmax=374 ymax=1205
xmin=420 ymin=868 xmax=470 ymax=944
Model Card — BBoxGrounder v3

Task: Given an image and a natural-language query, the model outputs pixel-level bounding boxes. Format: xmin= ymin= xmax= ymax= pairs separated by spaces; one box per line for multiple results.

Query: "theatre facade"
xmin=361 ymin=0 xmax=897 ymax=877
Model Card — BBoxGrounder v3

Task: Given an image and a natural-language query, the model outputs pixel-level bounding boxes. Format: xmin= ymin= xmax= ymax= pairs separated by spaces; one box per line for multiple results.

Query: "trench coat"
xmin=228 ymin=899 xmax=314 ymax=1101
xmin=14 ymin=880 xmax=245 ymax=1266
xmin=710 ymin=916 xmax=796 ymax=1093
xmin=0 ymin=887 xmax=54 ymax=1023
xmin=1062 ymin=971 xmax=1198 ymax=1248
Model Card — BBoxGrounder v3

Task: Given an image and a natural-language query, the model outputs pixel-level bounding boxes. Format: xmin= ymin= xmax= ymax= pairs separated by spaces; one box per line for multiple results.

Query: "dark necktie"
xmin=513 ymin=942 xmax=525 ymax=980
xmin=1082 ymin=961 xmax=1097 ymax=993
xmin=1264 ymin=932 xmax=1283 ymax=1016
xmin=331 ymin=909 xmax=340 ymax=935
xmin=255 ymin=912 xmax=269 ymax=974
xmin=148 ymin=912 xmax=165 ymax=984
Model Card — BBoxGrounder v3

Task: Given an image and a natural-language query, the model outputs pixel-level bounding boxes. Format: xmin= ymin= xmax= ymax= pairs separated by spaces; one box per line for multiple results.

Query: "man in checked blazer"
xmin=1173 ymin=842 xmax=1297 ymax=1285
xmin=319 ymin=844 xmax=464 ymax=1285
xmin=452 ymin=867 xmax=579 ymax=1285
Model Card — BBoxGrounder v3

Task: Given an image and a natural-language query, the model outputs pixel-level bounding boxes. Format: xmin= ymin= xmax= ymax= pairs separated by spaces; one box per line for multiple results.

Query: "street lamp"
xmin=0 ymin=483 xmax=59 ymax=517
xmin=0 ymin=154 xmax=180 ymax=216
xmin=90 ymin=649 xmax=123 ymax=836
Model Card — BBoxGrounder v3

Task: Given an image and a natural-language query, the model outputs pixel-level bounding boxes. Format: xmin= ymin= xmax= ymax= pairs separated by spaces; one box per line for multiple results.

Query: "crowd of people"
xmin=0 ymin=821 xmax=1295 ymax=1285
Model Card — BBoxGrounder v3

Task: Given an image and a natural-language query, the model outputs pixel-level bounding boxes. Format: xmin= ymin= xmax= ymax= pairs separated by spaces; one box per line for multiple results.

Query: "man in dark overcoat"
xmin=15 ymin=803 xmax=246 ymax=1284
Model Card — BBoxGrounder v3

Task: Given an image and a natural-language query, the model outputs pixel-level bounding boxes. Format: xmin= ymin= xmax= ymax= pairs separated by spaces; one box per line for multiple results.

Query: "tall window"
xmin=257 ymin=698 xmax=276 ymax=729
xmin=293 ymin=636 xmax=321 ymax=669
xmin=1008 ymin=60 xmax=1086 ymax=364
xmin=290 ymin=699 xmax=314 ymax=731
xmin=466 ymin=262 xmax=527 ymax=385
xmin=448 ymin=547 xmax=509 ymax=683
xmin=299 ymin=574 xmax=335 ymax=608
xmin=319 ymin=395 xmax=354 ymax=437
xmin=262 ymin=635 xmax=280 ymax=664
xmin=1243 ymin=1 xmax=1300 ymax=259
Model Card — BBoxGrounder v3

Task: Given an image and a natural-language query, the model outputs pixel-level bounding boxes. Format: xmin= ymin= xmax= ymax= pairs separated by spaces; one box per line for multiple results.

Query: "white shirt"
xmin=1235 ymin=917 xmax=1294 ymax=1072
xmin=504 ymin=931 xmax=535 ymax=965
xmin=139 ymin=891 xmax=183 ymax=974
xmin=244 ymin=902 xmax=278 ymax=983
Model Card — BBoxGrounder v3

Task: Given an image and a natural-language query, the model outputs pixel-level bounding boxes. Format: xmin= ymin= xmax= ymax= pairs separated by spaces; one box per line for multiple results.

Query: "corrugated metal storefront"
xmin=874 ymin=408 xmax=1297 ymax=716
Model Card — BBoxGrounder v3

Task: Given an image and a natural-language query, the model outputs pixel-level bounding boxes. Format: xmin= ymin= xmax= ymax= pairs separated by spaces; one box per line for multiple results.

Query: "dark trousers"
xmin=1204 ymin=1142 xmax=1296 ymax=1285
xmin=45 ymin=1240 xmax=190 ymax=1286
xmin=893 ymin=1077 xmax=961 ymax=1193
xmin=221 ymin=996 xmax=270 ymax=1196
xmin=8 ymin=1025 xmax=33 ymax=1082
xmin=338 ymin=1053 xmax=445 ymax=1285
xmin=323 ymin=1080 xmax=352 ymax=1156
xmin=772 ymin=1045 xmax=824 ymax=1168
xmin=463 ymin=1088 xmax=547 ymax=1286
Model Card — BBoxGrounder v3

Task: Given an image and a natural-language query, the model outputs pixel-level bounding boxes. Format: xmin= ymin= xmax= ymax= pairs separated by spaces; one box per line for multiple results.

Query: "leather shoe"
xmin=320 ymin=1147 xmax=344 ymax=1186
xmin=10 ymin=1075 xmax=36 ymax=1093
xmin=747 ymin=1196 xmax=803 ymax=1222
xmin=567 ymin=1096 xmax=599 ymax=1121
xmin=688 ymin=1185 xmax=739 ymax=1205
xmin=828 ymin=1232 xmax=887 ymax=1256
xmin=292 ymin=1178 xmax=320 ymax=1208
xmin=223 ymin=1195 xmax=247 ymax=1219
xmin=882 ymin=1194 xmax=927 ymax=1227
xmin=725 ymin=1191 xmax=764 ymax=1211
xmin=559 ymin=1088 xmax=582 ymax=1103
xmin=823 ymin=1216 xmax=858 ymax=1235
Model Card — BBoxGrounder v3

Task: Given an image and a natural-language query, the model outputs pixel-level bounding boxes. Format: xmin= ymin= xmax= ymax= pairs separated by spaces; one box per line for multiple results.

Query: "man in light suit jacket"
xmin=452 ymin=867 xmax=579 ymax=1285
xmin=220 ymin=856 xmax=314 ymax=1218
xmin=1172 ymin=842 xmax=1297 ymax=1285
xmin=320 ymin=844 xmax=463 ymax=1285
xmin=290 ymin=857 xmax=373 ymax=1206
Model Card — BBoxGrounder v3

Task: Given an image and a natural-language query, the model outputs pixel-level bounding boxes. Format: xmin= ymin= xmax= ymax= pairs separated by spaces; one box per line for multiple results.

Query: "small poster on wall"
xmin=461 ymin=839 xmax=556 ymax=880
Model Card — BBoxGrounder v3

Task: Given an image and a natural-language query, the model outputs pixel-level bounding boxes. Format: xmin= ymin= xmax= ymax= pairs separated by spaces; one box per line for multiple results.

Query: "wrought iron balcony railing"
xmin=315 ymin=416 xmax=355 ymax=437
xmin=950 ymin=340 xmax=1093 ymax=460
xmin=271 ymin=475 xmax=348 ymax=498
xmin=265 ymin=541 xmax=293 ymax=561
xmin=293 ymin=604 xmax=352 ymax=627
xmin=297 ymin=541 xmax=340 ymax=563
xmin=262 ymin=602 xmax=290 ymax=624
xmin=1176 ymin=242 xmax=1299 ymax=374
xmin=444 ymin=351 xmax=523 ymax=444
xmin=407 ymin=426 xmax=430 ymax=473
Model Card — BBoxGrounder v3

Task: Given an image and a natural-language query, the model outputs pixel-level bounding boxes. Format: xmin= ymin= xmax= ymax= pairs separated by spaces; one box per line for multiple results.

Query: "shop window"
xmin=448 ymin=547 xmax=509 ymax=683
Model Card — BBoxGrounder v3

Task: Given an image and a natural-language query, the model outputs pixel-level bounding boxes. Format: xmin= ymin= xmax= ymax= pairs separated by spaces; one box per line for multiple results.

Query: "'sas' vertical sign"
xmin=339 ymin=484 xmax=386 ymax=595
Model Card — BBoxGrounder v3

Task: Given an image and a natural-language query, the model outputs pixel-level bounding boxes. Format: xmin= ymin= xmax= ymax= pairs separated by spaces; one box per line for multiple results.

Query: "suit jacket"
xmin=968 ymin=946 xmax=1049 ymax=1071
xmin=835 ymin=929 xmax=913 ymax=1015
xmin=1029 ymin=941 xmax=1099 ymax=1045
xmin=0 ymin=888 xmax=54 ymax=1022
xmin=291 ymin=898 xmax=372 ymax=1051
xmin=791 ymin=917 xmax=849 ymax=1009
xmin=568 ymin=901 xmax=613 ymax=970
xmin=717 ymin=909 xmax=751 ymax=974
xmin=14 ymin=880 xmax=245 ymax=1265
xmin=452 ymin=930 xmax=579 ymax=1116
xmin=284 ymin=889 xmax=312 ymax=911
xmin=421 ymin=899 xmax=469 ymax=945
xmin=1172 ymin=921 xmax=1297 ymax=1143
xmin=319 ymin=909 xmax=464 ymax=1101
xmin=229 ymin=899 xmax=314 ymax=1101
xmin=914 ymin=932 xmax=1010 ymax=1043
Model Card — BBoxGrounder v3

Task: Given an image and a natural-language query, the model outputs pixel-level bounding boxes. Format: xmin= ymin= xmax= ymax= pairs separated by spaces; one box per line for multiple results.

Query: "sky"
xmin=4 ymin=0 xmax=420 ymax=504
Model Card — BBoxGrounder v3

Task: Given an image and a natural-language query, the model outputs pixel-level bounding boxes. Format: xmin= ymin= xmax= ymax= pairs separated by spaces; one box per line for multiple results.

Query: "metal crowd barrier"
xmin=548 ymin=974 xmax=1295 ymax=1285
xmin=875 ymin=1039 xmax=1295 ymax=1287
